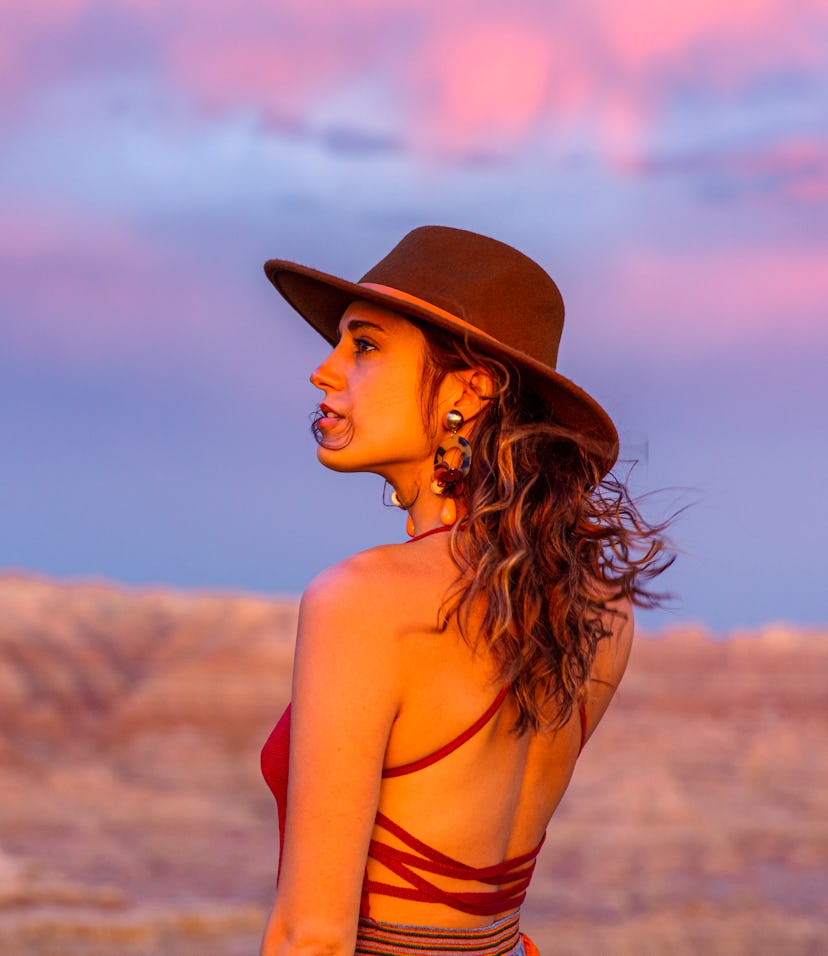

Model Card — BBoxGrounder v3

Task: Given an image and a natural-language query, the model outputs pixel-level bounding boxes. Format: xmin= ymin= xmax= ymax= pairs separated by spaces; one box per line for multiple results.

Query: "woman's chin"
xmin=316 ymin=445 xmax=361 ymax=473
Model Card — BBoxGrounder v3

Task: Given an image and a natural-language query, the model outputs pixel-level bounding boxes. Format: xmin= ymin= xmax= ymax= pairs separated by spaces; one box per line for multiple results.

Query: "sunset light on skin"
xmin=1 ymin=0 xmax=826 ymax=628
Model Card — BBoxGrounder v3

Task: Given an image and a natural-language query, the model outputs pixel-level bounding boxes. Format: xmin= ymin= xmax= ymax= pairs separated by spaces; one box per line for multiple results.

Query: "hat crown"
xmin=360 ymin=226 xmax=564 ymax=370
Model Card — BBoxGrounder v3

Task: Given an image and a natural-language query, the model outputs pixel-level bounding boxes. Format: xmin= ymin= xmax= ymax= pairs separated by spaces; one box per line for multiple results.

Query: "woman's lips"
xmin=318 ymin=404 xmax=345 ymax=430
xmin=317 ymin=416 xmax=343 ymax=430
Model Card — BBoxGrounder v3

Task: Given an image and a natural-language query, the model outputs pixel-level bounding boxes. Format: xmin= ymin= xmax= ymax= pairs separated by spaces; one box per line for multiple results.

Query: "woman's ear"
xmin=441 ymin=367 xmax=495 ymax=424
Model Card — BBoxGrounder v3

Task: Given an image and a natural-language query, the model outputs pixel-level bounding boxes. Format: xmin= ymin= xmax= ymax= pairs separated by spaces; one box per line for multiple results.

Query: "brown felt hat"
xmin=264 ymin=225 xmax=618 ymax=475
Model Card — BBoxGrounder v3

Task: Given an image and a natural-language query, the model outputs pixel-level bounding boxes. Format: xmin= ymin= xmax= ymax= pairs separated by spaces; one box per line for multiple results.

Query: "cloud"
xmin=3 ymin=0 xmax=826 ymax=164
xmin=623 ymin=136 xmax=828 ymax=204
xmin=590 ymin=0 xmax=822 ymax=68
xmin=3 ymin=0 xmax=826 ymax=371
xmin=0 ymin=204 xmax=227 ymax=368
xmin=604 ymin=243 xmax=828 ymax=351
xmin=400 ymin=19 xmax=557 ymax=154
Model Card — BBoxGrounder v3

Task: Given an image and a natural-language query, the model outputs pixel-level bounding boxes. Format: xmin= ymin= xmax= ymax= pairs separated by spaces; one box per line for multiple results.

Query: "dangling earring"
xmin=438 ymin=496 xmax=456 ymax=527
xmin=390 ymin=488 xmax=416 ymax=536
xmin=431 ymin=409 xmax=471 ymax=526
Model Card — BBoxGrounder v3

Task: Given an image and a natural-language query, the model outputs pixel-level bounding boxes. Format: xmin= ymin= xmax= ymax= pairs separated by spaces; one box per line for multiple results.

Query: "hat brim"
xmin=264 ymin=258 xmax=619 ymax=475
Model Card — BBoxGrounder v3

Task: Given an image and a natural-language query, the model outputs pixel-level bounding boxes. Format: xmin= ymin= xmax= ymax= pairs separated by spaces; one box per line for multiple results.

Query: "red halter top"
xmin=260 ymin=525 xmax=589 ymax=918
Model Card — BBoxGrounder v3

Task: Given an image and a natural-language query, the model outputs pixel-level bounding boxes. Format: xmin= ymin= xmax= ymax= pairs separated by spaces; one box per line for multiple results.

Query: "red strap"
xmin=361 ymin=812 xmax=545 ymax=917
xmin=364 ymin=849 xmax=536 ymax=916
xmin=373 ymin=812 xmax=544 ymax=878
xmin=368 ymin=842 xmax=537 ymax=887
xmin=405 ymin=524 xmax=453 ymax=543
xmin=383 ymin=686 xmax=510 ymax=778
xmin=363 ymin=873 xmax=531 ymax=916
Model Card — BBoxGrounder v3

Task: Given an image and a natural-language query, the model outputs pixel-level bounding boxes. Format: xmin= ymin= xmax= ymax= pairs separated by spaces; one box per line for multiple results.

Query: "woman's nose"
xmin=309 ymin=348 xmax=343 ymax=392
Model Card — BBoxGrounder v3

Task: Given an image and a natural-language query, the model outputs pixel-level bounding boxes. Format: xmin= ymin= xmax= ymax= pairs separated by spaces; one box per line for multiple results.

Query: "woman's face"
xmin=309 ymin=300 xmax=441 ymax=483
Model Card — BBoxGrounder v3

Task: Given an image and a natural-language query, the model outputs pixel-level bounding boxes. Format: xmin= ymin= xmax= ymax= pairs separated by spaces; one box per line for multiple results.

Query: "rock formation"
xmin=0 ymin=574 xmax=825 ymax=955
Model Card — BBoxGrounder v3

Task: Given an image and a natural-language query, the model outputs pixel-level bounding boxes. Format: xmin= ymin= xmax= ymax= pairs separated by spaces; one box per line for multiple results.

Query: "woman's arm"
xmin=581 ymin=597 xmax=634 ymax=744
xmin=260 ymin=549 xmax=405 ymax=956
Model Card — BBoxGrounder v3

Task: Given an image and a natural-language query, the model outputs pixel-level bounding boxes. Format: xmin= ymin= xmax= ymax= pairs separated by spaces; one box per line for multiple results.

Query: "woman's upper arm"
xmin=581 ymin=598 xmax=634 ymax=743
xmin=262 ymin=553 xmax=403 ymax=955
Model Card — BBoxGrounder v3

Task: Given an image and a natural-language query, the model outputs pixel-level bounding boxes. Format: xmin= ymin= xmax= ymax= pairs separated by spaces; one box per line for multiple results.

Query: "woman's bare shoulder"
xmin=290 ymin=546 xmax=417 ymax=721
xmin=302 ymin=540 xmax=422 ymax=605
xmin=582 ymin=596 xmax=634 ymax=740
xmin=298 ymin=540 xmax=436 ymax=648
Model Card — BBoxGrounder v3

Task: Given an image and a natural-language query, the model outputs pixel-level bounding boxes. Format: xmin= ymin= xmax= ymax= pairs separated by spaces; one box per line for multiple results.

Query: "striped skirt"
xmin=355 ymin=912 xmax=538 ymax=955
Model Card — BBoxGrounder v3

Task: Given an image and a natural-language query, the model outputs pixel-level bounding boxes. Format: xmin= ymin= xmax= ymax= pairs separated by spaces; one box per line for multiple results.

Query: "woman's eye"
xmin=354 ymin=338 xmax=376 ymax=354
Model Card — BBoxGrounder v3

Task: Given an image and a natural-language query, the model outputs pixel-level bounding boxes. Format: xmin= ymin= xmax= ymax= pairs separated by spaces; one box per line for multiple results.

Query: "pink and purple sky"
xmin=2 ymin=1 xmax=827 ymax=629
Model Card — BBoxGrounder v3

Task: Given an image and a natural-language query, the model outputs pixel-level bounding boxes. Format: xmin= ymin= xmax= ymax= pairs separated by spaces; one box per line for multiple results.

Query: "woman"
xmin=259 ymin=226 xmax=671 ymax=955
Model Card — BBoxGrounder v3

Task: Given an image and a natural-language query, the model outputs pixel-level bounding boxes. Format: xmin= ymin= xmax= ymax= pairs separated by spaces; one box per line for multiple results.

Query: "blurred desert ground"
xmin=0 ymin=573 xmax=825 ymax=956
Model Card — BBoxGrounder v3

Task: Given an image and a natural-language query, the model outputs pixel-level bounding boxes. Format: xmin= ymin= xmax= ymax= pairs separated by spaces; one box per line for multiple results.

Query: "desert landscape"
xmin=0 ymin=572 xmax=825 ymax=955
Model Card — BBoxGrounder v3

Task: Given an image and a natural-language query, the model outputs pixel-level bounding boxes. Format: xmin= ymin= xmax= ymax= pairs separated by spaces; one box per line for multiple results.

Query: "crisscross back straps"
xmin=383 ymin=686 xmax=510 ymax=778
xmin=363 ymin=811 xmax=545 ymax=917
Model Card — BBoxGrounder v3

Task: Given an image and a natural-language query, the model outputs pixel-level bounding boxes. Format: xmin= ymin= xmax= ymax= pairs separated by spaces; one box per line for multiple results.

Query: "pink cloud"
xmin=751 ymin=140 xmax=828 ymax=200
xmin=607 ymin=244 xmax=828 ymax=351
xmin=0 ymin=205 xmax=233 ymax=368
xmin=3 ymin=0 xmax=826 ymax=160
xmin=162 ymin=16 xmax=345 ymax=122
xmin=618 ymin=135 xmax=828 ymax=203
xmin=594 ymin=0 xmax=794 ymax=64
xmin=0 ymin=205 xmax=142 ymax=261
xmin=404 ymin=20 xmax=555 ymax=153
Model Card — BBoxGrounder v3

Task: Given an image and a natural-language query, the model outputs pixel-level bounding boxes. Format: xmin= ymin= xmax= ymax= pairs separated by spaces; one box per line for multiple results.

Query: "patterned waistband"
xmin=355 ymin=912 xmax=522 ymax=956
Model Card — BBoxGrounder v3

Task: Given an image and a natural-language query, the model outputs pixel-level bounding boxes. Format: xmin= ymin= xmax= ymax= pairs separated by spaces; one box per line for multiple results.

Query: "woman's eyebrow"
xmin=335 ymin=318 xmax=387 ymax=342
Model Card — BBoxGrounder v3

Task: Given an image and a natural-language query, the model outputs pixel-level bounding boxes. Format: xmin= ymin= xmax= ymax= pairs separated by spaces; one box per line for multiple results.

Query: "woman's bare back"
xmin=354 ymin=531 xmax=633 ymax=926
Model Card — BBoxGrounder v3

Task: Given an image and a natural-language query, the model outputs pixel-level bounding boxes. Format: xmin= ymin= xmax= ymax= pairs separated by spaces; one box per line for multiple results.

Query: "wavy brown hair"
xmin=413 ymin=321 xmax=674 ymax=734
